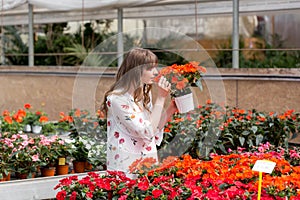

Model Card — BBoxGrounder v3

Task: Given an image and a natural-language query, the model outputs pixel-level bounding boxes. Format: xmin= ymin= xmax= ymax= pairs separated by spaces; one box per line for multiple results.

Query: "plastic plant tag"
xmin=252 ymin=160 xmax=276 ymax=200
xmin=252 ymin=160 xmax=276 ymax=174
xmin=58 ymin=157 xmax=66 ymax=165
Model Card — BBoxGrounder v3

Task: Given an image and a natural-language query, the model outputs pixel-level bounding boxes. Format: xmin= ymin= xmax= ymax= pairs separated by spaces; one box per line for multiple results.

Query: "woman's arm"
xmin=157 ymin=100 xmax=177 ymax=130
xmin=150 ymin=76 xmax=172 ymax=133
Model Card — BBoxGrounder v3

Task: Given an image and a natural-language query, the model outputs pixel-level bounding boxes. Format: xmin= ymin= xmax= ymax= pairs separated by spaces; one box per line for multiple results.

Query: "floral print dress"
xmin=106 ymin=92 xmax=163 ymax=176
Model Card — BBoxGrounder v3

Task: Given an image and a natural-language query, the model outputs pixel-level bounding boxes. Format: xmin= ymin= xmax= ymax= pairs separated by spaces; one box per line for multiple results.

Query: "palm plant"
xmin=3 ymin=26 xmax=28 ymax=65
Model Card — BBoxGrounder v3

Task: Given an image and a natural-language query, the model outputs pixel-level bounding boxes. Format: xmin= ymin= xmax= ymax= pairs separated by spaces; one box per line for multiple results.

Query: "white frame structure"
xmin=0 ymin=0 xmax=300 ymax=67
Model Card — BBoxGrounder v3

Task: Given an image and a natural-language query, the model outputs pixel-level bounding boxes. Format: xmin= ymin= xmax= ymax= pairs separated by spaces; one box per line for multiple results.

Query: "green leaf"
xmin=250 ymin=126 xmax=258 ymax=134
xmin=219 ymin=183 xmax=229 ymax=190
xmin=242 ymin=130 xmax=250 ymax=136
xmin=255 ymin=134 xmax=264 ymax=146
xmin=239 ymin=137 xmax=245 ymax=146
xmin=218 ymin=144 xmax=227 ymax=154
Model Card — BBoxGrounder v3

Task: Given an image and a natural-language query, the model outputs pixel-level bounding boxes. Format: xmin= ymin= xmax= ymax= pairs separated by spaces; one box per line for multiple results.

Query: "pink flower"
xmin=32 ymin=154 xmax=39 ymax=162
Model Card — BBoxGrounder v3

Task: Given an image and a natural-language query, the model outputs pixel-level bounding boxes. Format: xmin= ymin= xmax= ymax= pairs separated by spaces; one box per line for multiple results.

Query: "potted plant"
xmin=31 ymin=114 xmax=48 ymax=134
xmin=10 ymin=133 xmax=40 ymax=179
xmin=69 ymin=109 xmax=107 ymax=171
xmin=37 ymin=135 xmax=72 ymax=176
xmin=0 ymin=132 xmax=14 ymax=181
xmin=53 ymin=137 xmax=73 ymax=175
xmin=70 ymin=134 xmax=89 ymax=173
xmin=155 ymin=61 xmax=206 ymax=113
xmin=86 ymin=139 xmax=107 ymax=170
xmin=22 ymin=103 xmax=49 ymax=134
xmin=0 ymin=109 xmax=25 ymax=134
xmin=55 ymin=112 xmax=74 ymax=135
xmin=42 ymin=122 xmax=57 ymax=135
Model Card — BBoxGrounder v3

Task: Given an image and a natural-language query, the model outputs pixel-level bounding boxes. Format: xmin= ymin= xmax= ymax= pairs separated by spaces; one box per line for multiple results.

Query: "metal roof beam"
xmin=0 ymin=0 xmax=299 ymax=25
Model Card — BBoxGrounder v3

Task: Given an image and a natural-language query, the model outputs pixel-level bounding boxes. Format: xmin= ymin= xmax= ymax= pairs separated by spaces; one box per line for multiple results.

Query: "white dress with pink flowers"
xmin=106 ymin=92 xmax=163 ymax=176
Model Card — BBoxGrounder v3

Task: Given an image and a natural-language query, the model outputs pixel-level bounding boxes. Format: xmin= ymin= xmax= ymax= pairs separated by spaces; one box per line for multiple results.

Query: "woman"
xmin=101 ymin=47 xmax=177 ymax=177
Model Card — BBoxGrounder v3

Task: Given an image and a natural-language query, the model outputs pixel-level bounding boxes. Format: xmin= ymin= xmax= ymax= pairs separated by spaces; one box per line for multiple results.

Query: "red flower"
xmin=152 ymin=189 xmax=163 ymax=198
xmin=70 ymin=191 xmax=77 ymax=200
xmin=56 ymin=190 xmax=67 ymax=200
xmin=137 ymin=177 xmax=150 ymax=191
xmin=85 ymin=192 xmax=93 ymax=199
xmin=114 ymin=132 xmax=120 ymax=138
xmin=24 ymin=103 xmax=31 ymax=109
xmin=119 ymin=138 xmax=125 ymax=144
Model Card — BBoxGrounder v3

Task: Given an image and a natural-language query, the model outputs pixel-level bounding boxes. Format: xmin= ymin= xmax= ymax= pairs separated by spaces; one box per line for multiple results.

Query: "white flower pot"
xmin=23 ymin=124 xmax=32 ymax=133
xmin=174 ymin=92 xmax=194 ymax=113
xmin=32 ymin=125 xmax=42 ymax=134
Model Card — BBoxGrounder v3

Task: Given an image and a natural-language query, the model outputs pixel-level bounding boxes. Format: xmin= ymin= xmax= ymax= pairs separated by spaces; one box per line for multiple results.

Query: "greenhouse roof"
xmin=0 ymin=0 xmax=300 ymax=25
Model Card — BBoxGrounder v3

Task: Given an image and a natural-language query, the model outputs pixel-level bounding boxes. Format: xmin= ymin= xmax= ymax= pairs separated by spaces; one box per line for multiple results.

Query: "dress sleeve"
xmin=107 ymin=94 xmax=155 ymax=143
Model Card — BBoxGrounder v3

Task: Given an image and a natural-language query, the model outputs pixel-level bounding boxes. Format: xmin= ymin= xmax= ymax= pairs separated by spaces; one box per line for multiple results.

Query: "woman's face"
xmin=141 ymin=67 xmax=158 ymax=85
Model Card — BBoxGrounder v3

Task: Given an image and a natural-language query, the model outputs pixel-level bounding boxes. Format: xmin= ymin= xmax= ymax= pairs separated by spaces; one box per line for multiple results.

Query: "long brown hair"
xmin=101 ymin=47 xmax=158 ymax=116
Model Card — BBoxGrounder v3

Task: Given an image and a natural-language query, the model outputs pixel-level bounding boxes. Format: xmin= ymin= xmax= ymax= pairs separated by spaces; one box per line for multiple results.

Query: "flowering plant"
xmin=55 ymin=144 xmax=300 ymax=200
xmin=55 ymin=111 xmax=74 ymax=133
xmin=8 ymin=133 xmax=40 ymax=176
xmin=0 ymin=132 xmax=14 ymax=178
xmin=155 ymin=61 xmax=206 ymax=97
xmin=22 ymin=103 xmax=49 ymax=126
xmin=68 ymin=109 xmax=107 ymax=167
xmin=0 ymin=109 xmax=25 ymax=133
xmin=36 ymin=135 xmax=71 ymax=167
xmin=69 ymin=134 xmax=89 ymax=162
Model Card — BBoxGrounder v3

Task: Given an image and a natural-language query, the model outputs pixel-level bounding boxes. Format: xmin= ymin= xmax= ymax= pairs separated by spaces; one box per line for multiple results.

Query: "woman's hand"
xmin=157 ymin=76 xmax=171 ymax=98
xmin=167 ymin=99 xmax=178 ymax=115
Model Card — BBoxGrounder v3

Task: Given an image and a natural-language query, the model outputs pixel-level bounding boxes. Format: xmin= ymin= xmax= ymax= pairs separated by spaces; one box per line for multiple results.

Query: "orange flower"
xmin=129 ymin=157 xmax=157 ymax=174
xmin=39 ymin=116 xmax=48 ymax=123
xmin=13 ymin=113 xmax=23 ymax=123
xmin=164 ymin=127 xmax=171 ymax=132
xmin=97 ymin=109 xmax=105 ymax=118
xmin=176 ymin=78 xmax=188 ymax=90
xmin=17 ymin=109 xmax=26 ymax=118
xmin=75 ymin=109 xmax=81 ymax=117
xmin=206 ymin=99 xmax=212 ymax=104
xmin=155 ymin=61 xmax=206 ymax=98
xmin=4 ymin=116 xmax=13 ymax=124
xmin=2 ymin=110 xmax=10 ymax=116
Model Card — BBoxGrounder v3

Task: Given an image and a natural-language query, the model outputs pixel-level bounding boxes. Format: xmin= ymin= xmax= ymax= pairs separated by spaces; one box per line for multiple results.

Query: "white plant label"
xmin=252 ymin=160 xmax=276 ymax=174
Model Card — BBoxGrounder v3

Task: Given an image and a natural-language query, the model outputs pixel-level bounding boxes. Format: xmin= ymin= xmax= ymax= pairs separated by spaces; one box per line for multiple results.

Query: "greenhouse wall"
xmin=0 ymin=67 xmax=299 ymax=120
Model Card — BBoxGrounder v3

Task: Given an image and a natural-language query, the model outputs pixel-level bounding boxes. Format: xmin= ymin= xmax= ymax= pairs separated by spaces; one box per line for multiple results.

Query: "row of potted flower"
xmin=0 ymin=131 xmax=107 ymax=181
xmin=54 ymin=142 xmax=300 ymax=199
xmin=160 ymin=99 xmax=300 ymax=158
xmin=0 ymin=103 xmax=106 ymax=136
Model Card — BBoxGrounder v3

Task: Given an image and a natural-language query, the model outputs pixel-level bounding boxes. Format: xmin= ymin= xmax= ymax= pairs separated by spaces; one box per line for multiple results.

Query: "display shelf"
xmin=0 ymin=171 xmax=105 ymax=200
